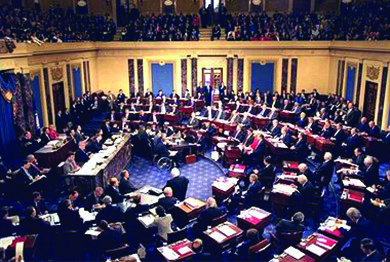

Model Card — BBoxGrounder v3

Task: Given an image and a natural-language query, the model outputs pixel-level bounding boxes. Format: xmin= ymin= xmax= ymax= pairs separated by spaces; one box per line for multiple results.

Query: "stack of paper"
xmin=177 ymin=246 xmax=192 ymax=255
xmin=284 ymin=246 xmax=305 ymax=260
xmin=79 ymin=209 xmax=97 ymax=222
xmin=161 ymin=247 xmax=180 ymax=260
xmin=209 ymin=231 xmax=226 ymax=243
xmin=85 ymin=229 xmax=101 ymax=236
xmin=138 ymin=214 xmax=155 ymax=228
xmin=307 ymin=244 xmax=326 ymax=256
xmin=218 ymin=225 xmax=236 ymax=237
xmin=248 ymin=209 xmax=268 ymax=220
xmin=0 ymin=236 xmax=15 ymax=249
xmin=272 ymin=184 xmax=295 ymax=196
xmin=185 ymin=198 xmax=200 ymax=209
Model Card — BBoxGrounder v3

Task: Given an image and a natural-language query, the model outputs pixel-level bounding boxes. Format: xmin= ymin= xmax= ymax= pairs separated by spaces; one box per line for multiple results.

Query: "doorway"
xmin=202 ymin=68 xmax=223 ymax=88
xmin=52 ymin=82 xmax=66 ymax=114
xmin=363 ymin=81 xmax=378 ymax=121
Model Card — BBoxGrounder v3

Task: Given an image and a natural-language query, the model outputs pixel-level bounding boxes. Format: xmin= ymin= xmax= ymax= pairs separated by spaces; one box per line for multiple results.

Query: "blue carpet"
xmin=128 ymin=155 xmax=225 ymax=200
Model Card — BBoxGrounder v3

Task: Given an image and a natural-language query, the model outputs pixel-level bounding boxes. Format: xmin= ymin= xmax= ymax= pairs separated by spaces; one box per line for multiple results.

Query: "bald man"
xmin=164 ymin=168 xmax=189 ymax=201
xmin=157 ymin=187 xmax=178 ymax=211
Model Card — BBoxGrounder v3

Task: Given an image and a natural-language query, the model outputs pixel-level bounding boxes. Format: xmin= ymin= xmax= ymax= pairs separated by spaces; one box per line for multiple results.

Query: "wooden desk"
xmin=228 ymin=164 xmax=246 ymax=178
xmin=265 ymin=138 xmax=291 ymax=157
xmin=296 ymin=232 xmax=338 ymax=260
xmin=236 ymin=207 xmax=271 ymax=231
xmin=250 ymin=116 xmax=270 ymax=129
xmin=157 ymin=239 xmax=194 ymax=262
xmin=275 ymin=247 xmax=316 ymax=262
xmin=280 ymin=110 xmax=295 ymax=123
xmin=342 ymin=177 xmax=366 ymax=192
xmin=340 ymin=188 xmax=365 ymax=211
xmin=35 ymin=138 xmax=76 ymax=168
xmin=203 ymin=221 xmax=244 ymax=252
xmin=318 ymin=217 xmax=351 ymax=240
xmin=172 ymin=198 xmax=206 ymax=227
xmin=212 ymin=177 xmax=238 ymax=200
xmin=283 ymin=161 xmax=300 ymax=173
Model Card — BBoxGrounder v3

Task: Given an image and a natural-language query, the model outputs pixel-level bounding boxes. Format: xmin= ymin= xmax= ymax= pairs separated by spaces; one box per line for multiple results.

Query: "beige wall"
xmin=2 ymin=41 xmax=390 ymax=128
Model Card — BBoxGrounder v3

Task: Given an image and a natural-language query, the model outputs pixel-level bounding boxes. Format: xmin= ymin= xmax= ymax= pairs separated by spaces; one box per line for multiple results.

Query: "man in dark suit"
xmin=83 ymin=187 xmax=104 ymax=211
xmin=342 ymin=128 xmax=361 ymax=157
xmin=319 ymin=121 xmax=334 ymax=139
xmin=56 ymin=110 xmax=64 ymax=132
xmin=290 ymin=133 xmax=307 ymax=160
xmin=118 ymin=170 xmax=137 ymax=195
xmin=101 ymin=120 xmax=112 ymax=141
xmin=237 ymin=228 xmax=265 ymax=259
xmin=353 ymin=148 xmax=366 ymax=171
xmin=75 ymin=125 xmax=87 ymax=144
xmin=40 ymin=127 xmax=51 ymax=145
xmin=360 ymin=156 xmax=379 ymax=186
xmin=28 ymin=192 xmax=48 ymax=216
xmin=315 ymin=152 xmax=335 ymax=188
xmin=360 ymin=238 xmax=383 ymax=262
xmin=196 ymin=197 xmax=225 ymax=231
xmin=116 ymin=89 xmax=126 ymax=104
xmin=357 ymin=117 xmax=370 ymax=133
xmin=279 ymin=126 xmax=293 ymax=147
xmin=96 ymin=196 xmax=123 ymax=223
xmin=298 ymin=163 xmax=314 ymax=182
xmin=268 ymin=119 xmax=281 ymax=137
xmin=125 ymin=194 xmax=149 ymax=221
xmin=330 ymin=123 xmax=346 ymax=147
xmin=244 ymin=174 xmax=262 ymax=208
xmin=344 ymin=102 xmax=357 ymax=127
xmin=368 ymin=121 xmax=380 ymax=138
xmin=231 ymin=125 xmax=246 ymax=143
xmin=105 ymin=177 xmax=128 ymax=204
xmin=0 ymin=207 xmax=16 ymax=238
xmin=75 ymin=141 xmax=90 ymax=164
xmin=257 ymin=156 xmax=275 ymax=187
xmin=275 ymin=212 xmax=305 ymax=237
xmin=97 ymin=220 xmax=123 ymax=252
xmin=20 ymin=206 xmax=51 ymax=235
xmin=294 ymin=175 xmax=315 ymax=203
xmin=158 ymin=187 xmax=178 ymax=212
xmin=164 ymin=168 xmax=189 ymax=201
xmin=190 ymin=239 xmax=214 ymax=261
xmin=187 ymin=112 xmax=199 ymax=129
xmin=57 ymin=199 xmax=85 ymax=231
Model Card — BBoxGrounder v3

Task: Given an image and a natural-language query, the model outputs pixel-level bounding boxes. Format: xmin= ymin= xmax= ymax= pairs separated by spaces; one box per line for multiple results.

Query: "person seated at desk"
xmin=164 ymin=168 xmax=189 ymax=201
xmin=97 ymin=220 xmax=123 ymax=252
xmin=102 ymin=120 xmax=113 ymax=141
xmin=189 ymin=239 xmax=214 ymax=261
xmin=291 ymin=102 xmax=302 ymax=115
xmin=305 ymin=117 xmax=319 ymax=134
xmin=292 ymin=175 xmax=315 ymax=203
xmin=352 ymin=147 xmax=367 ymax=171
xmin=246 ymin=101 xmax=257 ymax=115
xmin=367 ymin=121 xmax=380 ymax=138
xmin=187 ymin=112 xmax=199 ymax=129
xmin=21 ymin=131 xmax=39 ymax=157
xmin=195 ymin=197 xmax=225 ymax=232
xmin=296 ymin=112 xmax=307 ymax=128
xmin=214 ymin=107 xmax=226 ymax=120
xmin=63 ymin=152 xmax=81 ymax=175
xmin=28 ymin=191 xmax=48 ymax=217
xmin=243 ymin=174 xmax=263 ymax=208
xmin=84 ymin=187 xmax=105 ymax=211
xmin=88 ymin=130 xmax=103 ymax=153
xmin=371 ymin=170 xmax=390 ymax=199
xmin=228 ymin=110 xmax=241 ymax=124
xmin=230 ymin=124 xmax=246 ymax=143
xmin=268 ymin=119 xmax=281 ymax=137
xmin=281 ymin=99 xmax=291 ymax=111
xmin=20 ymin=206 xmax=51 ymax=235
xmin=342 ymin=128 xmax=361 ymax=157
xmin=298 ymin=163 xmax=314 ymax=182
xmin=315 ymin=152 xmax=335 ymax=187
xmin=279 ymin=126 xmax=293 ymax=147
xmin=360 ymin=238 xmax=383 ymax=262
xmin=27 ymin=154 xmax=49 ymax=176
xmin=158 ymin=187 xmax=178 ymax=212
xmin=57 ymin=199 xmax=85 ymax=231
xmin=275 ymin=212 xmax=304 ymax=238
xmin=105 ymin=177 xmax=128 ymax=204
xmin=318 ymin=108 xmax=329 ymax=120
xmin=75 ymin=141 xmax=91 ymax=164
xmin=257 ymin=104 xmax=270 ymax=118
xmin=125 ymin=193 xmax=150 ymax=221
xmin=360 ymin=156 xmax=379 ymax=186
xmin=236 ymin=228 xmax=265 ymax=259
xmin=243 ymin=132 xmax=266 ymax=162
xmin=270 ymin=96 xmax=281 ymax=109
xmin=96 ymin=196 xmax=123 ymax=224
xmin=15 ymin=160 xmax=47 ymax=192
xmin=40 ymin=127 xmax=52 ymax=146
xmin=358 ymin=117 xmax=370 ymax=133
xmin=330 ymin=123 xmax=346 ymax=147
xmin=75 ymin=125 xmax=87 ymax=144
xmin=240 ymin=112 xmax=251 ymax=129
xmin=340 ymin=208 xmax=374 ymax=260
xmin=119 ymin=170 xmax=137 ymax=195
xmin=268 ymin=108 xmax=279 ymax=120
xmin=290 ymin=133 xmax=308 ymax=160
xmin=319 ymin=120 xmax=334 ymax=139
xmin=153 ymin=205 xmax=173 ymax=242
xmin=108 ymin=110 xmax=118 ymax=122
xmin=0 ymin=207 xmax=16 ymax=238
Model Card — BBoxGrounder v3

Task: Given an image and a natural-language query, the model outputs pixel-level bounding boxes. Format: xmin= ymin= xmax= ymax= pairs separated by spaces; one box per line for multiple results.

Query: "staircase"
xmin=199 ymin=28 xmax=213 ymax=41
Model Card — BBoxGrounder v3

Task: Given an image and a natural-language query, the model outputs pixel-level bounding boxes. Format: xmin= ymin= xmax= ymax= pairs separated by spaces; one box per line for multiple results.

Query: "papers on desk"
xmin=0 ymin=236 xmax=15 ymax=249
xmin=177 ymin=246 xmax=192 ymax=255
xmin=343 ymin=178 xmax=366 ymax=188
xmin=366 ymin=186 xmax=375 ymax=193
xmin=138 ymin=214 xmax=155 ymax=228
xmin=15 ymin=241 xmax=24 ymax=261
xmin=184 ymin=198 xmax=201 ymax=209
xmin=213 ymin=181 xmax=233 ymax=192
xmin=306 ymin=244 xmax=326 ymax=257
xmin=79 ymin=209 xmax=97 ymax=222
xmin=319 ymin=217 xmax=351 ymax=232
xmin=47 ymin=140 xmax=60 ymax=146
xmin=160 ymin=246 xmax=180 ymax=261
xmin=276 ymin=143 xmax=288 ymax=148
xmin=209 ymin=231 xmax=226 ymax=243
xmin=284 ymin=246 xmax=305 ymax=260
xmin=335 ymin=158 xmax=358 ymax=167
xmin=218 ymin=225 xmax=236 ymax=237
xmin=272 ymin=184 xmax=296 ymax=196
xmin=85 ymin=229 xmax=102 ymax=236
xmin=248 ymin=209 xmax=268 ymax=220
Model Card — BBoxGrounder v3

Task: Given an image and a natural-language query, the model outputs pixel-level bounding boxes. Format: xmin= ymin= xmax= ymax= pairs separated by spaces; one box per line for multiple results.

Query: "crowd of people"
xmin=3 ymin=0 xmax=390 ymax=44
xmin=0 ymin=5 xmax=116 ymax=44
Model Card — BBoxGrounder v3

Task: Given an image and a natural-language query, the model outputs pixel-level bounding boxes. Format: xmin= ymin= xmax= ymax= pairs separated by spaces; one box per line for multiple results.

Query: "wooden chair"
xmin=104 ymin=245 xmax=131 ymax=260
xmin=270 ymin=231 xmax=303 ymax=252
xmin=249 ymin=239 xmax=273 ymax=261
xmin=167 ymin=227 xmax=188 ymax=244
xmin=211 ymin=213 xmax=228 ymax=227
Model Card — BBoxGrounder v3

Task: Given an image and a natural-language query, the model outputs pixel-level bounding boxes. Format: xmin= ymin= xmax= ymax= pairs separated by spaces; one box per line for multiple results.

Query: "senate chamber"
xmin=1 ymin=0 xmax=390 ymax=261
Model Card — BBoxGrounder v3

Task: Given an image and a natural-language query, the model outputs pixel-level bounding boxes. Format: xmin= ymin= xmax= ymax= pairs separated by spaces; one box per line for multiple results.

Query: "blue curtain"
xmin=346 ymin=66 xmax=357 ymax=101
xmin=251 ymin=63 xmax=275 ymax=93
xmin=0 ymin=73 xmax=18 ymax=164
xmin=152 ymin=63 xmax=174 ymax=96
xmin=32 ymin=75 xmax=44 ymax=128
xmin=73 ymin=67 xmax=82 ymax=98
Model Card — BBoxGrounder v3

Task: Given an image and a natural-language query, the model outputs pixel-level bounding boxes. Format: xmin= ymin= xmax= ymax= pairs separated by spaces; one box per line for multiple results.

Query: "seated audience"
xmin=83 ymin=187 xmax=104 ymax=211
xmin=118 ymin=170 xmax=137 ymax=195
xmin=96 ymin=196 xmax=122 ymax=223
xmin=97 ymin=220 xmax=123 ymax=252
xmin=275 ymin=212 xmax=305 ymax=237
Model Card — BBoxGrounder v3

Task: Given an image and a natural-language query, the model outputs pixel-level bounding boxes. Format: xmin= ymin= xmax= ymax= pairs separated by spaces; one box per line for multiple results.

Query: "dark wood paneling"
xmin=265 ymin=0 xmax=289 ymax=12
xmin=355 ymin=63 xmax=363 ymax=107
xmin=377 ymin=66 xmax=388 ymax=126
